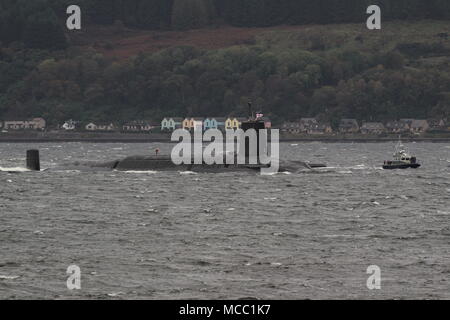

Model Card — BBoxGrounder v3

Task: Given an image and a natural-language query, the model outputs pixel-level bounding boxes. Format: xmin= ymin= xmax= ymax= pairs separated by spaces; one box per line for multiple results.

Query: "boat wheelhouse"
xmin=383 ymin=140 xmax=421 ymax=170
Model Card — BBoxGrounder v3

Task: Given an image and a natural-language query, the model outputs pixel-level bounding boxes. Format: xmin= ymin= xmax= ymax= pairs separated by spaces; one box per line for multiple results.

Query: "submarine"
xmin=91 ymin=104 xmax=286 ymax=173
xmin=24 ymin=103 xmax=327 ymax=173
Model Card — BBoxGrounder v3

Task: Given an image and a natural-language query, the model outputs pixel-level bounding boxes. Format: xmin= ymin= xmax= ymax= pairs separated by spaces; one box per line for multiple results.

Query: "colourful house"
xmin=182 ymin=118 xmax=191 ymax=130
xmin=204 ymin=117 xmax=226 ymax=130
xmin=183 ymin=118 xmax=205 ymax=131
xmin=225 ymin=118 xmax=234 ymax=130
xmin=226 ymin=117 xmax=248 ymax=130
xmin=161 ymin=117 xmax=183 ymax=132
xmin=262 ymin=117 xmax=272 ymax=129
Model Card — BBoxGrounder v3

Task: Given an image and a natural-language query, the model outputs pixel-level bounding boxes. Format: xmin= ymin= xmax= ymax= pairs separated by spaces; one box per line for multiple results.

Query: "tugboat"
xmin=383 ymin=139 xmax=421 ymax=170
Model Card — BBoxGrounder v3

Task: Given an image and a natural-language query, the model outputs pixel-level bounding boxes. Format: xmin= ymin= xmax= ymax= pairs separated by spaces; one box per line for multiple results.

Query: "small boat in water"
xmin=383 ymin=140 xmax=421 ymax=170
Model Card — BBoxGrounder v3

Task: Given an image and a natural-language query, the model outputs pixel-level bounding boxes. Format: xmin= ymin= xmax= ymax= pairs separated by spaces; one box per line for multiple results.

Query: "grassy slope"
xmin=70 ymin=20 xmax=450 ymax=60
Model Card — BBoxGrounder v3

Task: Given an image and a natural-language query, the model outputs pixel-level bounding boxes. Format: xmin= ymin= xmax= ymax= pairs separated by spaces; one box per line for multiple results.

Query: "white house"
xmin=3 ymin=118 xmax=46 ymax=130
xmin=122 ymin=121 xmax=155 ymax=132
xmin=62 ymin=120 xmax=78 ymax=131
xmin=85 ymin=123 xmax=97 ymax=131
xmin=85 ymin=122 xmax=116 ymax=131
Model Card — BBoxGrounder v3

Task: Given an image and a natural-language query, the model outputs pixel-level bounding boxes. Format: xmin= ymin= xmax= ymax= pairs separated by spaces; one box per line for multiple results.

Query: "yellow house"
xmin=225 ymin=118 xmax=234 ymax=130
xmin=226 ymin=117 xmax=248 ymax=130
xmin=182 ymin=118 xmax=191 ymax=130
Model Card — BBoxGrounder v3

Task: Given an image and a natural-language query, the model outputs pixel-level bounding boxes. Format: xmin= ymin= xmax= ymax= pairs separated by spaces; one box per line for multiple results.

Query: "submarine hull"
xmin=109 ymin=155 xmax=274 ymax=172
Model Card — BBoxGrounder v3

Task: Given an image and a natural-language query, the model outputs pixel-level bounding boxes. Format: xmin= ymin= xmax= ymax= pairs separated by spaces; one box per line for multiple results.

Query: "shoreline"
xmin=0 ymin=133 xmax=449 ymax=143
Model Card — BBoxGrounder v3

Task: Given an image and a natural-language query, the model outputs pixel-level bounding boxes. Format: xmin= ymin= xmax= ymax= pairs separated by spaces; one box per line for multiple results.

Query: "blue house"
xmin=204 ymin=117 xmax=226 ymax=131
xmin=161 ymin=117 xmax=183 ymax=132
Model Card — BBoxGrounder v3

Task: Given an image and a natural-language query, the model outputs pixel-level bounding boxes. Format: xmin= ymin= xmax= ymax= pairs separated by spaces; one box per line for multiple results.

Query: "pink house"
xmin=262 ymin=117 xmax=272 ymax=129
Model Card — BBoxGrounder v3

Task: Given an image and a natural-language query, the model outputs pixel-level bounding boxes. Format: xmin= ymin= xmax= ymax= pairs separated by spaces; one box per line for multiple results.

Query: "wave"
xmin=0 ymin=275 xmax=20 ymax=280
xmin=0 ymin=167 xmax=30 ymax=172
xmin=118 ymin=170 xmax=158 ymax=174
xmin=179 ymin=171 xmax=197 ymax=175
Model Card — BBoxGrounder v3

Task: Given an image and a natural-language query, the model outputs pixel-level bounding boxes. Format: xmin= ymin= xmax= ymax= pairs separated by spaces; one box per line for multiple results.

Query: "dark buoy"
xmin=26 ymin=150 xmax=40 ymax=171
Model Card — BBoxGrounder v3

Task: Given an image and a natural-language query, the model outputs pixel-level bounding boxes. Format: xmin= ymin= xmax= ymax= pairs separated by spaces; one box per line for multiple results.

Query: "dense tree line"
xmin=1 ymin=0 xmax=450 ymax=46
xmin=0 ymin=0 xmax=67 ymax=49
xmin=70 ymin=0 xmax=450 ymax=29
xmin=1 ymin=34 xmax=449 ymax=126
xmin=0 ymin=1 xmax=449 ymax=126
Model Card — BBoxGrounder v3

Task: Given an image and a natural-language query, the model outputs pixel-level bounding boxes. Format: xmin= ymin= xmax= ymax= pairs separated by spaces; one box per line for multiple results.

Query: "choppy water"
xmin=0 ymin=142 xmax=449 ymax=300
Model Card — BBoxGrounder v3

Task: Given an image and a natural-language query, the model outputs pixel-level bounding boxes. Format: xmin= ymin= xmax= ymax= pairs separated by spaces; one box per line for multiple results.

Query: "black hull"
xmin=90 ymin=155 xmax=327 ymax=172
xmin=382 ymin=164 xmax=421 ymax=170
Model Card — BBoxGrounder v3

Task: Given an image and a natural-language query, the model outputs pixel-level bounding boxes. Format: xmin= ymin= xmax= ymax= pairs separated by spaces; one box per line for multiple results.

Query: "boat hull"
xmin=382 ymin=163 xmax=421 ymax=170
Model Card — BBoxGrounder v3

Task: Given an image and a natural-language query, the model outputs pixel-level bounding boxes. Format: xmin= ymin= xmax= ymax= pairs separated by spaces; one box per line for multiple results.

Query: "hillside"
xmin=71 ymin=20 xmax=450 ymax=60
xmin=69 ymin=24 xmax=282 ymax=60
xmin=0 ymin=20 xmax=449 ymax=127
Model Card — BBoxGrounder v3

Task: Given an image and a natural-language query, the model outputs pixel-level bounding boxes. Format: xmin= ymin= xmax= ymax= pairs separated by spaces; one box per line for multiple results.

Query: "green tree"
xmin=23 ymin=9 xmax=67 ymax=50
xmin=171 ymin=0 xmax=212 ymax=30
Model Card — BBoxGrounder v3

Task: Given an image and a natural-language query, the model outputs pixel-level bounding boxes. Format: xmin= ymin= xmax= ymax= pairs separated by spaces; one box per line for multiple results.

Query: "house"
xmin=161 ymin=117 xmax=183 ymax=132
xmin=183 ymin=118 xmax=205 ymax=131
xmin=85 ymin=122 xmax=116 ymax=131
xmin=225 ymin=118 xmax=234 ymax=130
xmin=3 ymin=118 xmax=46 ymax=131
xmin=192 ymin=118 xmax=204 ymax=131
xmin=3 ymin=121 xmax=19 ymax=130
xmin=309 ymin=123 xmax=333 ymax=135
xmin=385 ymin=121 xmax=410 ymax=133
xmin=85 ymin=123 xmax=97 ymax=131
xmin=203 ymin=118 xmax=214 ymax=130
xmin=61 ymin=120 xmax=79 ymax=131
xmin=360 ymin=122 xmax=386 ymax=135
xmin=427 ymin=119 xmax=446 ymax=131
xmin=122 ymin=120 xmax=154 ymax=132
xmin=399 ymin=119 xmax=414 ymax=131
xmin=225 ymin=117 xmax=247 ymax=130
xmin=204 ymin=117 xmax=226 ymax=131
xmin=299 ymin=118 xmax=318 ymax=134
xmin=281 ymin=122 xmax=302 ymax=134
xmin=261 ymin=117 xmax=272 ymax=129
xmin=182 ymin=118 xmax=191 ymax=130
xmin=339 ymin=119 xmax=359 ymax=133
xmin=97 ymin=123 xmax=116 ymax=131
xmin=410 ymin=120 xmax=429 ymax=133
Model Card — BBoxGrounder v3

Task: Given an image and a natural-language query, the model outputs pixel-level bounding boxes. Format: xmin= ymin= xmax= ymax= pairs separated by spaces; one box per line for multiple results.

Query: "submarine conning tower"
xmin=26 ymin=149 xmax=40 ymax=171
xmin=239 ymin=101 xmax=267 ymax=163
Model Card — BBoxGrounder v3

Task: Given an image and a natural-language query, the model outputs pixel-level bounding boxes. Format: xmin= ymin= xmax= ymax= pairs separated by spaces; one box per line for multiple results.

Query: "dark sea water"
xmin=0 ymin=142 xmax=449 ymax=300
